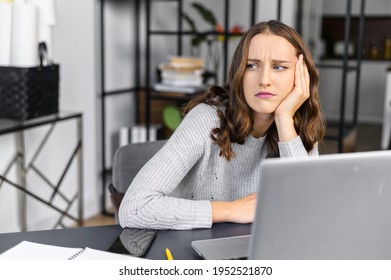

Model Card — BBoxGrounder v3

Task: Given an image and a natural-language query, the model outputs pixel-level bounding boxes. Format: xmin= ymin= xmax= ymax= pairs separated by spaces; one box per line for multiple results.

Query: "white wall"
xmin=257 ymin=0 xmax=297 ymax=26
xmin=54 ymin=0 xmax=100 ymax=221
xmin=0 ymin=0 xmax=100 ymax=233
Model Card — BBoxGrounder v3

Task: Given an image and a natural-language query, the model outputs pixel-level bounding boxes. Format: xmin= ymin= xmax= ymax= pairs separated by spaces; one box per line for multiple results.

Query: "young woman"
xmin=119 ymin=20 xmax=325 ymax=230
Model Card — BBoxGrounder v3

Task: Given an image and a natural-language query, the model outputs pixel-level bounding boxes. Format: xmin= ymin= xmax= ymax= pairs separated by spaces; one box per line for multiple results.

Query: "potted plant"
xmin=181 ymin=2 xmax=242 ymax=84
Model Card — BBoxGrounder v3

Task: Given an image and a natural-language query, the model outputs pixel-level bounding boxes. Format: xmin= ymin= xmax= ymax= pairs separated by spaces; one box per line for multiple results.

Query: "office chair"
xmin=109 ymin=140 xmax=167 ymax=222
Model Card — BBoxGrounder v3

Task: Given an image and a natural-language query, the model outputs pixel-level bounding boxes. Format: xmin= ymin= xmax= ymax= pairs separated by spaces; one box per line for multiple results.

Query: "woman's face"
xmin=243 ymin=33 xmax=298 ymax=118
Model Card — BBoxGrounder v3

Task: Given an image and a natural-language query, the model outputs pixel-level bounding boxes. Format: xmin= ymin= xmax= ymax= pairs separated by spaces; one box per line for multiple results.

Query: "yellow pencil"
xmin=165 ymin=248 xmax=174 ymax=260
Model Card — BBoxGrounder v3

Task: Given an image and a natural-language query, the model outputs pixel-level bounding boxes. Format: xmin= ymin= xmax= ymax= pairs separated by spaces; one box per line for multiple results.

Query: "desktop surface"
xmin=0 ymin=225 xmax=122 ymax=255
xmin=0 ymin=223 xmax=252 ymax=260
xmin=145 ymin=223 xmax=251 ymax=260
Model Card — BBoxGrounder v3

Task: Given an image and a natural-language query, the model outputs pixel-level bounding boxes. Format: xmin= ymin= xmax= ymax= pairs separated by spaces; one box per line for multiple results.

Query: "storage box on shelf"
xmin=0 ymin=65 xmax=59 ymax=121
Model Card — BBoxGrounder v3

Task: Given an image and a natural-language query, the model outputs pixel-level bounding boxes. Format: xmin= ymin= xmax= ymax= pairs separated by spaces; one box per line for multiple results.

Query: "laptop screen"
xmin=249 ymin=150 xmax=391 ymax=260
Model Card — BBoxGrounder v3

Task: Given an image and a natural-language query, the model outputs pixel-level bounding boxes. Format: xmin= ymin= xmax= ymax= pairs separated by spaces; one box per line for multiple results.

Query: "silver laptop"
xmin=191 ymin=150 xmax=391 ymax=260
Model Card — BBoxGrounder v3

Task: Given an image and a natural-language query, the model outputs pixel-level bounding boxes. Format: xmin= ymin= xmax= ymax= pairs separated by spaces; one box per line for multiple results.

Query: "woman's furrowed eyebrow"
xmin=246 ymin=58 xmax=261 ymax=63
xmin=247 ymin=58 xmax=292 ymax=64
xmin=272 ymin=59 xmax=291 ymax=64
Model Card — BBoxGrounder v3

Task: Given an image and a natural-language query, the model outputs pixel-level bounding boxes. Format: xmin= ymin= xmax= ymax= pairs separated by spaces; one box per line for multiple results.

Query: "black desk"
xmin=0 ymin=223 xmax=251 ymax=260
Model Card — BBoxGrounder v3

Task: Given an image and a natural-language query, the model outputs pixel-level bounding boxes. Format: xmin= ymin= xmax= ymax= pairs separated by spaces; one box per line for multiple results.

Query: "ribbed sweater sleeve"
xmin=118 ymin=104 xmax=217 ymax=230
xmin=278 ymin=136 xmax=319 ymax=157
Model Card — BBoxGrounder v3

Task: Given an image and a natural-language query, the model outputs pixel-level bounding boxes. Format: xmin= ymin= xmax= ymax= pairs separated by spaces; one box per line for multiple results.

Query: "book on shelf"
xmin=161 ymin=70 xmax=203 ymax=81
xmin=159 ymin=63 xmax=204 ymax=73
xmin=0 ymin=241 xmax=141 ymax=260
xmin=153 ymin=83 xmax=204 ymax=94
xmin=167 ymin=56 xmax=205 ymax=68
xmin=119 ymin=123 xmax=163 ymax=147
xmin=158 ymin=55 xmax=205 ymax=88
xmin=160 ymin=77 xmax=203 ymax=87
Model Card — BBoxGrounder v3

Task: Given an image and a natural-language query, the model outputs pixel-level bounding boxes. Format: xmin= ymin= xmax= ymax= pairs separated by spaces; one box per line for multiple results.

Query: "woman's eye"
xmin=273 ymin=65 xmax=286 ymax=71
xmin=246 ymin=63 xmax=258 ymax=69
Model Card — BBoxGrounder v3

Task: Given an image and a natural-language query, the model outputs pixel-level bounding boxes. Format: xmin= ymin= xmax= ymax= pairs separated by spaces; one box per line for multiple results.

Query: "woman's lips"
xmin=255 ymin=91 xmax=275 ymax=98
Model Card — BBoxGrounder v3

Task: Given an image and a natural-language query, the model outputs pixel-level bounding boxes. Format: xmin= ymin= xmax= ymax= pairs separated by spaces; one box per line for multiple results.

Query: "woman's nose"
xmin=259 ymin=68 xmax=271 ymax=87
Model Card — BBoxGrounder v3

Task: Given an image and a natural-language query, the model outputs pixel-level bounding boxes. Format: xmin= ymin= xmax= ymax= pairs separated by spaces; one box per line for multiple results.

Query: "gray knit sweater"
xmin=118 ymin=103 xmax=318 ymax=230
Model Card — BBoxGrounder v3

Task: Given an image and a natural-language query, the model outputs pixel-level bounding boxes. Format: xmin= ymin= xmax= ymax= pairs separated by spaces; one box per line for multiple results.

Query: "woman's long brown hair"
xmin=183 ymin=20 xmax=325 ymax=160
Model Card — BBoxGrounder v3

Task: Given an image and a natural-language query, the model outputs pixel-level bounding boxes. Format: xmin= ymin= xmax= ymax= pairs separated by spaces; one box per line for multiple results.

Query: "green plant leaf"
xmin=192 ymin=3 xmax=217 ymax=27
xmin=192 ymin=34 xmax=206 ymax=47
xmin=181 ymin=11 xmax=197 ymax=33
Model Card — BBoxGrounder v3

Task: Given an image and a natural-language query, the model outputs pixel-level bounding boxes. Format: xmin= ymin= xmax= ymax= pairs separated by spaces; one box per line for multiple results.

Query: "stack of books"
xmin=154 ymin=56 xmax=205 ymax=94
xmin=160 ymin=56 xmax=205 ymax=86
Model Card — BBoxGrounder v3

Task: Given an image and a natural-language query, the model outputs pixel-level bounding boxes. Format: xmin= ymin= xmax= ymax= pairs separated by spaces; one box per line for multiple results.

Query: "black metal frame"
xmin=99 ymin=0 xmax=141 ymax=215
xmin=0 ymin=112 xmax=83 ymax=231
xmin=317 ymin=0 xmax=365 ymax=152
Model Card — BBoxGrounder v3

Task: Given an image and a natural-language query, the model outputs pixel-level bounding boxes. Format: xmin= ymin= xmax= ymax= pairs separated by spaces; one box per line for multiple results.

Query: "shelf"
xmin=317 ymin=62 xmax=359 ymax=71
xmin=324 ymin=121 xmax=358 ymax=153
xmin=149 ymin=30 xmax=244 ymax=37
xmin=101 ymin=86 xmax=139 ymax=97
xmin=149 ymin=91 xmax=194 ymax=102
xmin=322 ymin=15 xmax=391 ymax=61
xmin=0 ymin=112 xmax=82 ymax=135
xmin=324 ymin=121 xmax=356 ymax=141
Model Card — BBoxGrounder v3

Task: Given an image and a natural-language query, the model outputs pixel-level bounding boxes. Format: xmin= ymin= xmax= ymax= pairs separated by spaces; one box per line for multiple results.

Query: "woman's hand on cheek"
xmin=274 ymin=54 xmax=310 ymax=142
xmin=275 ymin=54 xmax=310 ymax=120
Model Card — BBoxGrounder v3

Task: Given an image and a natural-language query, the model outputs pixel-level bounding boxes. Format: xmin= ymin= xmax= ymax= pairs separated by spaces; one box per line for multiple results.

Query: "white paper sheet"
xmin=0 ymin=241 xmax=142 ymax=260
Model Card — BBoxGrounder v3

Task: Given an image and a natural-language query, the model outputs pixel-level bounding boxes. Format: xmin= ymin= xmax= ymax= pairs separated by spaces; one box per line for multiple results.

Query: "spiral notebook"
xmin=0 ymin=241 xmax=141 ymax=260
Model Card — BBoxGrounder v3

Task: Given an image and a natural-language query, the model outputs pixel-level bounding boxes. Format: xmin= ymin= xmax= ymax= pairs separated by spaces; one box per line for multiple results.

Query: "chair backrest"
xmin=110 ymin=140 xmax=167 ymax=217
